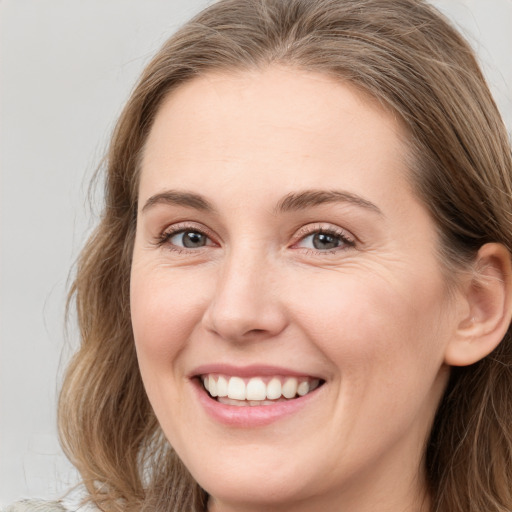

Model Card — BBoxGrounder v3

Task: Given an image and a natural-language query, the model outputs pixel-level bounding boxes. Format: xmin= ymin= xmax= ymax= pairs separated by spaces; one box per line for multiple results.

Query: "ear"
xmin=444 ymin=243 xmax=512 ymax=367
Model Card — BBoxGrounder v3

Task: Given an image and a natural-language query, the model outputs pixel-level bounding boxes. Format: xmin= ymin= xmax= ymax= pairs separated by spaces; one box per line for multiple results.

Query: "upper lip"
xmin=189 ymin=363 xmax=323 ymax=379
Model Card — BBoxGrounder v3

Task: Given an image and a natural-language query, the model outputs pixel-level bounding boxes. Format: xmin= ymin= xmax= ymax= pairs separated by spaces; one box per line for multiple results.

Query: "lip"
xmin=190 ymin=366 xmax=324 ymax=427
xmin=189 ymin=363 xmax=321 ymax=379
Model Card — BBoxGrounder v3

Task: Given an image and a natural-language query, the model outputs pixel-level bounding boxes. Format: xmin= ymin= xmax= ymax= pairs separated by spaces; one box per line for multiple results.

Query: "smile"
xmin=202 ymin=374 xmax=323 ymax=406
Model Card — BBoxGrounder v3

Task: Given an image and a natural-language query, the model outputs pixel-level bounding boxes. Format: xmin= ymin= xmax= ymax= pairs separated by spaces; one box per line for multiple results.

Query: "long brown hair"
xmin=59 ymin=1 xmax=512 ymax=510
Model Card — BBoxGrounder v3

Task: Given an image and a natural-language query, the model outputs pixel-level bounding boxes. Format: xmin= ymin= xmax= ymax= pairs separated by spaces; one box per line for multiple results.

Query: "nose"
xmin=201 ymin=250 xmax=288 ymax=342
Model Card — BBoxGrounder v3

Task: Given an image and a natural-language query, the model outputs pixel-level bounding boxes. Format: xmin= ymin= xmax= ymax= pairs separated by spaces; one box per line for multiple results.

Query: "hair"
xmin=58 ymin=0 xmax=512 ymax=511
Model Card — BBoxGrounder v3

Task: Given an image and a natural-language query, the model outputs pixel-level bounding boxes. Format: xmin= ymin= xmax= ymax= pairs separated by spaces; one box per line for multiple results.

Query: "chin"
xmin=179 ymin=441 xmax=335 ymax=510
xmin=198 ymin=470 xmax=309 ymax=510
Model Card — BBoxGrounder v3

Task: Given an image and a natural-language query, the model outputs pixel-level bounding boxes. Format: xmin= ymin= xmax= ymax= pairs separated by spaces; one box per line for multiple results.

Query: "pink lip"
xmin=190 ymin=376 xmax=323 ymax=428
xmin=190 ymin=363 xmax=318 ymax=379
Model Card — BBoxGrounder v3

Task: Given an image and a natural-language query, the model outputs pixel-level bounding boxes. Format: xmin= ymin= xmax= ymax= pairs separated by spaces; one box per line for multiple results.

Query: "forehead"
xmin=139 ymin=66 xmax=411 ymax=209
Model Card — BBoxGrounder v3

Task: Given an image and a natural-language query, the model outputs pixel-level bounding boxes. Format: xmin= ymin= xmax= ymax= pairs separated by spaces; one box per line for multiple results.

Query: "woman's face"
xmin=131 ymin=67 xmax=459 ymax=512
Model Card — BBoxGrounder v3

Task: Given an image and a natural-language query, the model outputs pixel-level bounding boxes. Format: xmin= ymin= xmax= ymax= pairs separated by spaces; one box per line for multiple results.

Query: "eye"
xmin=156 ymin=224 xmax=217 ymax=252
xmin=169 ymin=230 xmax=210 ymax=249
xmin=294 ymin=226 xmax=355 ymax=252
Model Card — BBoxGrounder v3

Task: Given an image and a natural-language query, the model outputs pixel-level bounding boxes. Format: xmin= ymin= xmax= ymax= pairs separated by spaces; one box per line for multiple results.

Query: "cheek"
xmin=286 ymin=268 xmax=451 ymax=457
xmin=287 ymin=265 xmax=449 ymax=382
xmin=130 ymin=265 xmax=211 ymax=369
xmin=129 ymin=263 xmax=217 ymax=439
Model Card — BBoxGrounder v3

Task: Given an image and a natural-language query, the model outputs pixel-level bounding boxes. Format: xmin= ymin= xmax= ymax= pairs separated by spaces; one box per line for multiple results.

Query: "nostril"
xmin=200 ymin=267 xmax=289 ymax=341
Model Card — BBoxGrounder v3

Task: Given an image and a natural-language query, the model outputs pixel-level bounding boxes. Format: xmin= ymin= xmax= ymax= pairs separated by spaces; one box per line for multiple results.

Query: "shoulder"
xmin=3 ymin=491 xmax=99 ymax=512
xmin=2 ymin=501 xmax=66 ymax=512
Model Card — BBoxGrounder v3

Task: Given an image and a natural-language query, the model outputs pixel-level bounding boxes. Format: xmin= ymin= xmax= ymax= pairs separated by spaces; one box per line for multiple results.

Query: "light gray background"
xmin=1 ymin=0 xmax=511 ymax=505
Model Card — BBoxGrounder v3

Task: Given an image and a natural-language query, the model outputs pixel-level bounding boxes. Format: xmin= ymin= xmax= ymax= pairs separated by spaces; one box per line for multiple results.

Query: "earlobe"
xmin=444 ymin=243 xmax=512 ymax=367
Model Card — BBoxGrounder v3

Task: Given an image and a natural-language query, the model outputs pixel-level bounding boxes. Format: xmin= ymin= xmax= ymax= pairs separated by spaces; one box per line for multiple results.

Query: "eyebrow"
xmin=275 ymin=189 xmax=383 ymax=215
xmin=141 ymin=188 xmax=382 ymax=216
xmin=142 ymin=191 xmax=216 ymax=214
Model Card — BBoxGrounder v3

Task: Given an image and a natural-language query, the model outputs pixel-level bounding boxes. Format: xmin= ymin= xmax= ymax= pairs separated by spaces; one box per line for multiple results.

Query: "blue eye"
xmin=169 ymin=230 xmax=210 ymax=248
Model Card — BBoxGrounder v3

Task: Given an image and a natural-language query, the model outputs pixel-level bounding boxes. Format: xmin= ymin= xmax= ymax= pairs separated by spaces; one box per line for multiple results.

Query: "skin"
xmin=130 ymin=67 xmax=472 ymax=512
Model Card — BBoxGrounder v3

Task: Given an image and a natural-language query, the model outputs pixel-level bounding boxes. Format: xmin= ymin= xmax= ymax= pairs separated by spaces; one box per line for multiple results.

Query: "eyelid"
xmin=153 ymin=221 xmax=356 ymax=253
xmin=156 ymin=221 xmax=219 ymax=249
xmin=291 ymin=223 xmax=356 ymax=251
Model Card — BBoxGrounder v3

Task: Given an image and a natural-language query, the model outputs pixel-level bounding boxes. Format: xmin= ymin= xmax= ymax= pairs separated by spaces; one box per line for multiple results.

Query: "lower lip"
xmin=192 ymin=379 xmax=321 ymax=427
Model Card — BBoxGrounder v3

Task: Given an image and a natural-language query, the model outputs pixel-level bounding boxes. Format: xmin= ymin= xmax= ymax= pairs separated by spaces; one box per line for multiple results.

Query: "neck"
xmin=207 ymin=467 xmax=431 ymax=512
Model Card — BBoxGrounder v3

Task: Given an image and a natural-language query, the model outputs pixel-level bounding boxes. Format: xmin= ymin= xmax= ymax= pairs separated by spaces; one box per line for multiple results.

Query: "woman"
xmin=7 ymin=0 xmax=512 ymax=511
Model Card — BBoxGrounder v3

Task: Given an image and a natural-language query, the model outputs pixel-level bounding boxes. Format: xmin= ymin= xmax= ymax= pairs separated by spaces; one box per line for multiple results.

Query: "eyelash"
xmin=155 ymin=223 xmax=216 ymax=253
xmin=155 ymin=223 xmax=356 ymax=254
xmin=292 ymin=225 xmax=356 ymax=254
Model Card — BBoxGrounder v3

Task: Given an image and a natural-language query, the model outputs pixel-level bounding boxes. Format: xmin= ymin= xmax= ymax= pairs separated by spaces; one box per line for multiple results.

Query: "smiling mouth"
xmin=201 ymin=374 xmax=324 ymax=406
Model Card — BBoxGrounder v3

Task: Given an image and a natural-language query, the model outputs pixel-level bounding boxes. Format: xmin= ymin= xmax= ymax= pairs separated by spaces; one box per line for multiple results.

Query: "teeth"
xmin=217 ymin=375 xmax=228 ymax=397
xmin=266 ymin=378 xmax=282 ymax=400
xmin=297 ymin=381 xmax=309 ymax=396
xmin=246 ymin=378 xmax=266 ymax=400
xmin=208 ymin=375 xmax=218 ymax=397
xmin=227 ymin=376 xmax=246 ymax=400
xmin=219 ymin=397 xmax=280 ymax=407
xmin=202 ymin=375 xmax=321 ymax=403
xmin=282 ymin=377 xmax=298 ymax=398
xmin=249 ymin=400 xmax=275 ymax=406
